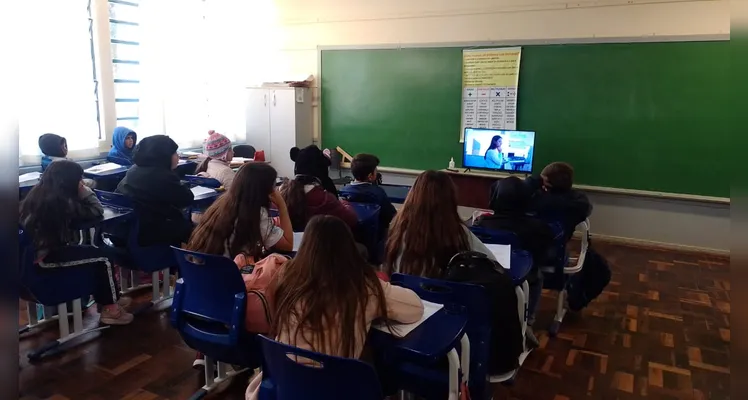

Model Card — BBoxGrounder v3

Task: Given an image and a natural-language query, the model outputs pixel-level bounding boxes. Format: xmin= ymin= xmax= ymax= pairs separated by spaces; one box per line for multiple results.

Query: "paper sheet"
xmin=85 ymin=162 xmax=123 ymax=173
xmin=232 ymin=157 xmax=253 ymax=164
xmin=485 ymin=244 xmax=511 ymax=270
xmin=181 ymin=151 xmax=200 ymax=156
xmin=190 ymin=186 xmax=216 ymax=197
xmin=19 ymin=172 xmax=41 ymax=183
xmin=292 ymin=232 xmax=304 ymax=251
xmin=373 ymin=300 xmax=444 ymax=337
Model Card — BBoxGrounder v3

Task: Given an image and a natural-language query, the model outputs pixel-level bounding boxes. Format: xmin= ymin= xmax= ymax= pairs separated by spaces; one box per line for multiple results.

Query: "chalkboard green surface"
xmin=320 ymin=41 xmax=729 ymax=197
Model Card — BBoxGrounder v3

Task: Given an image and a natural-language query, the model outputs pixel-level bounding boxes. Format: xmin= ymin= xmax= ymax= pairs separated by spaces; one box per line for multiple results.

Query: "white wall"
xmin=270 ymin=0 xmax=729 ymax=78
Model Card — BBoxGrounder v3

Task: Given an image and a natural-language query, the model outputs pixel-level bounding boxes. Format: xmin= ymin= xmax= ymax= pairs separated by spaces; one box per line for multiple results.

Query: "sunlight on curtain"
xmin=18 ymin=0 xmax=101 ymax=163
xmin=138 ymin=0 xmax=279 ymax=148
xmin=138 ymin=0 xmax=210 ymax=147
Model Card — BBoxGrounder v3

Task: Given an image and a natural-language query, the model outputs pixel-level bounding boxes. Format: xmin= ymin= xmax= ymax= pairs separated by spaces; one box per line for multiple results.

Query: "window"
xmin=109 ymin=0 xmax=141 ymax=130
xmin=18 ymin=0 xmax=102 ymax=163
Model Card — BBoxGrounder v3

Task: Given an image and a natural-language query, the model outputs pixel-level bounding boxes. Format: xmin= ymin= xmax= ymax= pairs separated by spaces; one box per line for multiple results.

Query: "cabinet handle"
xmin=264 ymin=94 xmax=267 ymax=107
xmin=273 ymin=92 xmax=276 ymax=106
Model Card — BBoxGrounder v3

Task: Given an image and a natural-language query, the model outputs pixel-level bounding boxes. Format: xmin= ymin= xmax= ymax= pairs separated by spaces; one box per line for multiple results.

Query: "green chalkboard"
xmin=320 ymin=41 xmax=730 ymax=197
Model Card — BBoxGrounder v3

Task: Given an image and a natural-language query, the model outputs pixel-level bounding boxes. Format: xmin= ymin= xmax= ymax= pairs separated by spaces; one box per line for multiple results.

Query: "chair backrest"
xmin=106 ymin=155 xmax=133 ymax=166
xmin=339 ymin=186 xmax=380 ymax=204
xmin=94 ymin=190 xmax=133 ymax=209
xmin=258 ymin=335 xmax=383 ymax=400
xmin=18 ymin=227 xmax=97 ymax=305
xmin=170 ymin=247 xmax=247 ymax=344
xmin=125 ymin=217 xmax=178 ymax=270
xmin=347 ymin=202 xmax=380 ymax=260
xmin=233 ymin=144 xmax=256 ymax=158
xmin=184 ymin=174 xmax=222 ymax=188
xmin=468 ymin=225 xmax=520 ymax=247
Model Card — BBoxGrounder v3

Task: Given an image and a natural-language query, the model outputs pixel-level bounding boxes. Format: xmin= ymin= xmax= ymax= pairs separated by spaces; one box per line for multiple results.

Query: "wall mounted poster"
xmin=461 ymin=47 xmax=522 ymax=141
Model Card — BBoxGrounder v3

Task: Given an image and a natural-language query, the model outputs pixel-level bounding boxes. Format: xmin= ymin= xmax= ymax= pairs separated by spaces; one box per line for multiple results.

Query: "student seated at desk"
xmin=245 ymin=215 xmax=423 ymax=400
xmin=474 ymin=176 xmax=556 ymax=347
xmin=384 ymin=170 xmax=495 ymax=276
xmin=20 ymin=160 xmax=133 ymax=325
xmin=187 ymin=162 xmax=293 ymax=258
xmin=107 ymin=126 xmax=137 ymax=166
xmin=280 ymin=146 xmax=357 ymax=231
xmin=194 ymin=130 xmax=236 ymax=189
xmin=290 ymin=144 xmax=338 ymax=196
xmin=526 ymin=162 xmax=592 ymax=241
xmin=342 ymin=153 xmax=397 ymax=240
xmin=38 ymin=133 xmax=96 ymax=188
xmin=187 ymin=162 xmax=293 ymax=369
xmin=117 ymin=135 xmax=194 ymax=246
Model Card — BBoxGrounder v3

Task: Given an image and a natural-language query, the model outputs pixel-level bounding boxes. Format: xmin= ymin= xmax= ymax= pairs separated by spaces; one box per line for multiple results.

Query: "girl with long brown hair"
xmin=384 ymin=170 xmax=495 ymax=277
xmin=245 ymin=215 xmax=423 ymax=399
xmin=187 ymin=162 xmax=293 ymax=260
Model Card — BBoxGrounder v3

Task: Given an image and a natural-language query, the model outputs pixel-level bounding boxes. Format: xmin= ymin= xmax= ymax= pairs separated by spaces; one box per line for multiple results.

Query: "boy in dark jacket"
xmin=475 ymin=176 xmax=556 ymax=347
xmin=340 ymin=153 xmax=397 ymax=240
xmin=526 ymin=162 xmax=592 ymax=242
xmin=117 ymin=135 xmax=194 ymax=246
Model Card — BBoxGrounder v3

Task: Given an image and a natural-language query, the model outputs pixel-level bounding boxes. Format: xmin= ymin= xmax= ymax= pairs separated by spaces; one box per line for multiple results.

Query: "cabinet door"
xmin=269 ymin=89 xmax=297 ymax=178
xmin=245 ymin=89 xmax=271 ymax=154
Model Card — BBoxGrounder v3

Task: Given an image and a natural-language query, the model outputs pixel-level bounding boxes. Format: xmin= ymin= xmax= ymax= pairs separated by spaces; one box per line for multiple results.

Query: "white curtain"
xmin=138 ymin=0 xmax=249 ymax=148
xmin=18 ymin=0 xmax=101 ymax=164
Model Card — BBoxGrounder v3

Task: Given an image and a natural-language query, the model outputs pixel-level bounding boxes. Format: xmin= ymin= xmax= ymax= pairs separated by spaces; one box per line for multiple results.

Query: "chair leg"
xmin=446 ymin=348 xmax=460 ymax=400
xmin=549 ymin=289 xmax=568 ymax=337
xmin=19 ymin=302 xmax=60 ymax=335
xmin=459 ymin=334 xmax=471 ymax=385
xmin=119 ymin=267 xmax=153 ymax=296
xmin=187 ymin=357 xmax=249 ymax=400
xmin=27 ymin=299 xmax=109 ymax=361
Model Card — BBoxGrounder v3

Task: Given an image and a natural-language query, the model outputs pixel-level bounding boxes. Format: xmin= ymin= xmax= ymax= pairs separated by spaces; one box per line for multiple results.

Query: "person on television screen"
xmin=484 ymin=135 xmax=505 ymax=169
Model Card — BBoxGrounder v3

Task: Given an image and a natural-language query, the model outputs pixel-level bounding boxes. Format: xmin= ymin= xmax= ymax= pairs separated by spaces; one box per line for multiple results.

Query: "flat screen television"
xmin=462 ymin=128 xmax=536 ymax=173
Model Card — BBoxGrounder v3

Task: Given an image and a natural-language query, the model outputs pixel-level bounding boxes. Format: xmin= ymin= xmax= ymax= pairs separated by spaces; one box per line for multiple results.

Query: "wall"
xmin=271 ymin=0 xmax=729 ymax=78
xmin=268 ymin=0 xmax=730 ymax=252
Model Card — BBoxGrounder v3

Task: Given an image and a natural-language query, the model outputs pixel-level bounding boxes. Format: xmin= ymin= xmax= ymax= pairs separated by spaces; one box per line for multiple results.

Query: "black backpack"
xmin=443 ymin=251 xmax=524 ymax=375
xmin=566 ymin=237 xmax=611 ymax=311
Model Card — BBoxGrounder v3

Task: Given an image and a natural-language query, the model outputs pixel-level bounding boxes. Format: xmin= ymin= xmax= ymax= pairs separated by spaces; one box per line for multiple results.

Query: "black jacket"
xmin=525 ymin=176 xmax=592 ymax=241
xmin=116 ymin=136 xmax=194 ymax=246
xmin=475 ymin=212 xmax=556 ymax=266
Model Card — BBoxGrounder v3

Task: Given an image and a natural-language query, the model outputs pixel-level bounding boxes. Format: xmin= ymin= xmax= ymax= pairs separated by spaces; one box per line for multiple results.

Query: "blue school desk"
xmin=380 ymin=184 xmax=410 ymax=203
xmin=369 ymin=307 xmax=468 ymax=399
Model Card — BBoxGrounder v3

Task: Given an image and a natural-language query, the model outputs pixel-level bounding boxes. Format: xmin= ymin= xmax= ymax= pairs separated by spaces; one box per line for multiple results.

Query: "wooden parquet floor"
xmin=18 ymin=241 xmax=730 ymax=400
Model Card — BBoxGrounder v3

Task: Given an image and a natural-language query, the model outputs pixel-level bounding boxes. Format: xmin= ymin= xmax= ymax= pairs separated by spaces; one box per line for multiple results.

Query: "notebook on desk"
xmin=485 ymin=244 xmax=511 ymax=270
xmin=85 ymin=162 xmax=123 ymax=173
xmin=373 ymin=300 xmax=444 ymax=337
xmin=19 ymin=172 xmax=42 ymax=183
xmin=190 ymin=186 xmax=216 ymax=197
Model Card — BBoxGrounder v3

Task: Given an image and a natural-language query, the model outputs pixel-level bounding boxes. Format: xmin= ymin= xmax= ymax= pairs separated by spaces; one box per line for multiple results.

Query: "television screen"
xmin=463 ymin=128 xmax=536 ymax=173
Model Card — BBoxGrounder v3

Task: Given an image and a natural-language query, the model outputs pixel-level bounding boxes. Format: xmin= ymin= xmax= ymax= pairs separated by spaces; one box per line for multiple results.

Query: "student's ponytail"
xmin=194 ymin=157 xmax=212 ymax=175
xmin=279 ymin=177 xmax=309 ymax=232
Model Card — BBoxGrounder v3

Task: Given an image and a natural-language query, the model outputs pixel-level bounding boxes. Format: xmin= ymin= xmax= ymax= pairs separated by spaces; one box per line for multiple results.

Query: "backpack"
xmin=234 ymin=253 xmax=289 ymax=334
xmin=566 ymin=237 xmax=611 ymax=312
xmin=443 ymin=251 xmax=524 ymax=375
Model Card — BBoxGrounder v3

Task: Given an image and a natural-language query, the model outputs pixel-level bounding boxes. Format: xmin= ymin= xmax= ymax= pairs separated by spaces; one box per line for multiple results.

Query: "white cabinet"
xmin=245 ymin=87 xmax=313 ymax=179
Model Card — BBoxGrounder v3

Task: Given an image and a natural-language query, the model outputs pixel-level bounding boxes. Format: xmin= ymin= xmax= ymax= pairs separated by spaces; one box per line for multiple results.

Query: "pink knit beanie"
xmin=203 ymin=130 xmax=232 ymax=160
